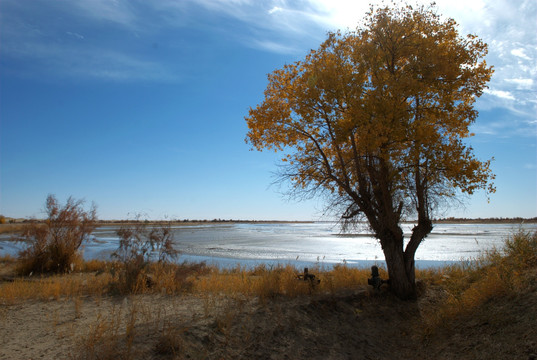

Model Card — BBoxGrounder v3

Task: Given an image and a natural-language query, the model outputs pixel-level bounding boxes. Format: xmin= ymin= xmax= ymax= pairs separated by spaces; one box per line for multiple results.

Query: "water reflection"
xmin=1 ymin=222 xmax=535 ymax=269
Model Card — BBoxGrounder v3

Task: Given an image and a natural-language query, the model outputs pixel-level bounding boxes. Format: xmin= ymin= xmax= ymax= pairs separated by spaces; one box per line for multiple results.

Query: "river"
xmin=1 ymin=222 xmax=535 ymax=269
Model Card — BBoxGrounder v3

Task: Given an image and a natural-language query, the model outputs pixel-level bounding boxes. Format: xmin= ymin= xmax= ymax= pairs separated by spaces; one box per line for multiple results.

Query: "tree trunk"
xmin=381 ymin=232 xmax=417 ymax=300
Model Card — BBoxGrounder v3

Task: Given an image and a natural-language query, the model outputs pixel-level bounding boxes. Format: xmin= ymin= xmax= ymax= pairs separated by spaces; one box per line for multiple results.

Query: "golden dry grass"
xmin=419 ymin=230 xmax=537 ymax=333
xmin=0 ymin=258 xmax=374 ymax=304
xmin=0 ymin=223 xmax=33 ymax=234
xmin=0 ymin=272 xmax=114 ymax=304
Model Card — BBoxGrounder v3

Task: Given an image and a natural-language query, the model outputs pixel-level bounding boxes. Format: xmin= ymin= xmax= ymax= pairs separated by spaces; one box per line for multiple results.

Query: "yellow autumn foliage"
xmin=245 ymin=3 xmax=494 ymax=300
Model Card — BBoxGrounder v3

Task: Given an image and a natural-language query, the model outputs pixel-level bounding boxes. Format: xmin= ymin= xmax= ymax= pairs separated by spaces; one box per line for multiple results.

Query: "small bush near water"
xmin=111 ymin=220 xmax=179 ymax=294
xmin=14 ymin=195 xmax=97 ymax=275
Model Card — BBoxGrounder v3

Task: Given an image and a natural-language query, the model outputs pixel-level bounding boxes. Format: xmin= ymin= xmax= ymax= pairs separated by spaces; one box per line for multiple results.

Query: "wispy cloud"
xmin=72 ymin=49 xmax=176 ymax=82
xmin=505 ymin=78 xmax=534 ymax=90
xmin=443 ymin=0 xmax=537 ymax=119
xmin=0 ymin=0 xmax=176 ymax=82
xmin=68 ymin=0 xmax=138 ymax=27
xmin=66 ymin=31 xmax=84 ymax=40
xmin=471 ymin=115 xmax=536 ymax=138
xmin=251 ymin=40 xmax=298 ymax=54
xmin=268 ymin=6 xmax=283 ymax=15
xmin=511 ymin=48 xmax=532 ymax=60
xmin=484 ymin=89 xmax=516 ymax=101
xmin=1 ymin=0 xmax=536 ymax=118
xmin=5 ymin=40 xmax=176 ymax=82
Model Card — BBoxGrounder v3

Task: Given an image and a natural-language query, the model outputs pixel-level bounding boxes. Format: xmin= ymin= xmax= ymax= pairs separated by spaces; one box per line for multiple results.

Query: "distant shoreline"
xmin=1 ymin=217 xmax=536 ymax=234
xmin=68 ymin=217 xmax=537 ymax=227
xmin=430 ymin=217 xmax=537 ymax=224
xmin=0 ymin=220 xmax=315 ymax=234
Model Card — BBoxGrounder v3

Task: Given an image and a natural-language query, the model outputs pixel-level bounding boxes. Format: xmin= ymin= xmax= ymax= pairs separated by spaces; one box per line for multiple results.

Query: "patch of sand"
xmin=1 ymin=282 xmax=536 ymax=359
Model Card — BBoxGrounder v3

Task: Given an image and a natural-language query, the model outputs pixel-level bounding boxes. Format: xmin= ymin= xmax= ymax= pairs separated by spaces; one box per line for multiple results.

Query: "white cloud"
xmin=66 ymin=31 xmax=84 ymax=40
xmin=76 ymin=50 xmax=176 ymax=81
xmin=268 ymin=6 xmax=283 ymax=14
xmin=0 ymin=0 xmax=178 ymax=82
xmin=2 ymin=0 xmax=536 ymax=103
xmin=300 ymin=0 xmax=370 ymax=30
xmin=511 ymin=48 xmax=532 ymax=60
xmin=505 ymin=78 xmax=534 ymax=89
xmin=484 ymin=89 xmax=516 ymax=101
xmin=251 ymin=40 xmax=297 ymax=54
xmin=67 ymin=0 xmax=137 ymax=27
xmin=471 ymin=115 xmax=536 ymax=139
xmin=3 ymin=37 xmax=176 ymax=82
xmin=434 ymin=0 xmax=537 ymax=120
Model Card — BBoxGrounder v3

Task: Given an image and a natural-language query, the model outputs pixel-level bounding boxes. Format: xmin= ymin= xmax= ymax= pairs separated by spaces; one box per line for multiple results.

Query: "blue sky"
xmin=1 ymin=0 xmax=535 ymax=220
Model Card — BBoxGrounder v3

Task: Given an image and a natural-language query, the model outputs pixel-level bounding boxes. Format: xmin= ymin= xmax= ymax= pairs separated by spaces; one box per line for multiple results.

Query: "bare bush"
xmin=16 ymin=194 xmax=97 ymax=275
xmin=112 ymin=220 xmax=179 ymax=293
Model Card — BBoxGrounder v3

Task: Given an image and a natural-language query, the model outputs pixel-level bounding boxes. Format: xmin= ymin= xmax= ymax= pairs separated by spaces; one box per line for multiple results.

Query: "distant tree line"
xmin=434 ymin=217 xmax=537 ymax=224
xmin=2 ymin=216 xmax=535 ymax=225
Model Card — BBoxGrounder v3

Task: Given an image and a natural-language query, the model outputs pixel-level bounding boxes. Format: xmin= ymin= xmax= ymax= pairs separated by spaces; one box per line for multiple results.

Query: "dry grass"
xmin=0 ymin=272 xmax=114 ymax=304
xmin=76 ymin=304 xmax=128 ymax=360
xmin=419 ymin=229 xmax=537 ymax=333
xmin=0 ymin=223 xmax=33 ymax=234
xmin=74 ymin=296 xmax=192 ymax=360
xmin=322 ymin=263 xmax=372 ymax=294
xmin=192 ymin=263 xmax=373 ymax=302
xmin=83 ymin=259 xmax=111 ymax=272
xmin=154 ymin=322 xmax=186 ymax=357
xmin=0 ymin=259 xmax=372 ymax=304
xmin=0 ymin=254 xmax=17 ymax=271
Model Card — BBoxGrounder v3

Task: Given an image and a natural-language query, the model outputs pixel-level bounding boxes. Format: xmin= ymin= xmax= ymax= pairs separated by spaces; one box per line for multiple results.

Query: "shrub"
xmin=503 ymin=229 xmax=537 ymax=268
xmin=112 ymin=220 xmax=179 ymax=293
xmin=15 ymin=195 xmax=97 ymax=275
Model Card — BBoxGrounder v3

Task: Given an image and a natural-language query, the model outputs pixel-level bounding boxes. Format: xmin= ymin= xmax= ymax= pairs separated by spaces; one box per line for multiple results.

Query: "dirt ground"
xmin=2 ymin=278 xmax=536 ymax=360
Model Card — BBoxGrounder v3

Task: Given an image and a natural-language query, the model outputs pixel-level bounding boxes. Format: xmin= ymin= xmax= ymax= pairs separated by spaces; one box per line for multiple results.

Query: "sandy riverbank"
xmin=2 ymin=277 xmax=536 ymax=360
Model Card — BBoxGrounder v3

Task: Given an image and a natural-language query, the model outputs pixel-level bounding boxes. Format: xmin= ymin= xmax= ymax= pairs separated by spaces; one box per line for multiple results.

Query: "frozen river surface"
xmin=1 ymin=222 xmax=536 ymax=269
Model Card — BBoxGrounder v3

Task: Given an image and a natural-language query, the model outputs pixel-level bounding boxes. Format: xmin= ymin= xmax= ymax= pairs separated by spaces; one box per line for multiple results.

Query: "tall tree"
xmin=245 ymin=4 xmax=494 ymax=300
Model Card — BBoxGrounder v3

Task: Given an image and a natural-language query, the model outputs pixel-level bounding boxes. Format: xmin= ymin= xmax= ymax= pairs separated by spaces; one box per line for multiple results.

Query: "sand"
xmin=1 ymin=282 xmax=536 ymax=359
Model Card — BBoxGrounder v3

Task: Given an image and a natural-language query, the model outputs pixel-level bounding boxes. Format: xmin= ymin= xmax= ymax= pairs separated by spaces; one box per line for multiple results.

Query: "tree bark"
xmin=379 ymin=228 xmax=417 ymax=300
xmin=404 ymin=219 xmax=433 ymax=283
